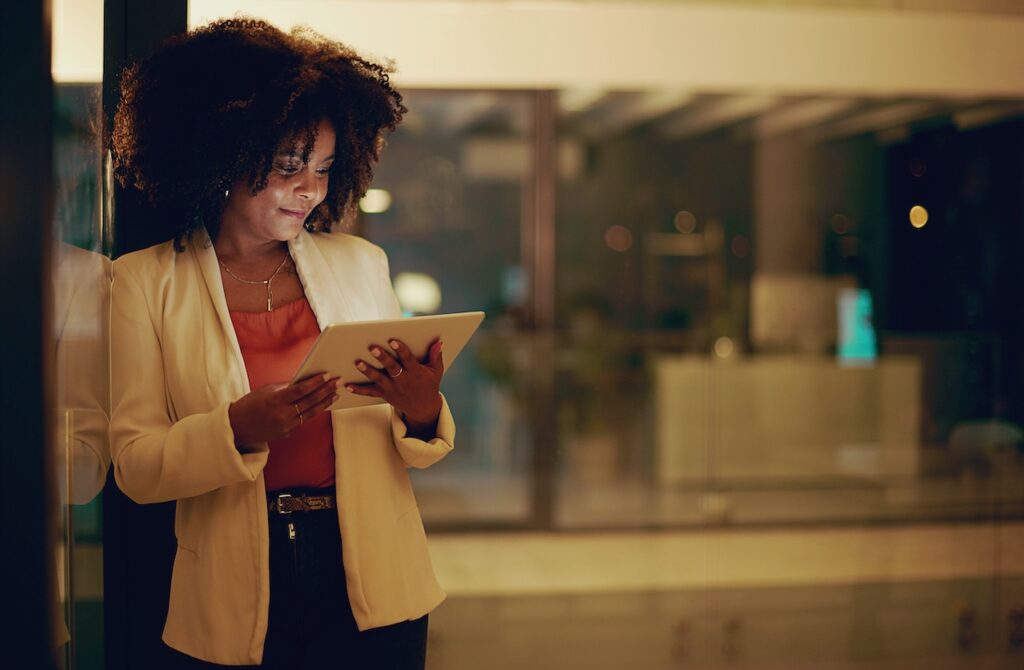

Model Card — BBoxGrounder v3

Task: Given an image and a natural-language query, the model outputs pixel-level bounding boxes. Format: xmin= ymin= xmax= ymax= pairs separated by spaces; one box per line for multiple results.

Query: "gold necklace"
xmin=219 ymin=253 xmax=291 ymax=311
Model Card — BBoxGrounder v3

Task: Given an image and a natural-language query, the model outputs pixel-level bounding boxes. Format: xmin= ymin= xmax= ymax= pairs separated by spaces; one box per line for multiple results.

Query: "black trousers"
xmin=167 ymin=488 xmax=428 ymax=669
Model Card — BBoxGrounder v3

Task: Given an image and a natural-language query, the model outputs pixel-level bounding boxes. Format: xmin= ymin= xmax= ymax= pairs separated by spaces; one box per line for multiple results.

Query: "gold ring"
xmin=294 ymin=404 xmax=303 ymax=424
xmin=390 ymin=367 xmax=404 ymax=378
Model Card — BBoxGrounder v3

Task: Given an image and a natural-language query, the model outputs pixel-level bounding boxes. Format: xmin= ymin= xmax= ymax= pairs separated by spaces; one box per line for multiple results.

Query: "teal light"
xmin=837 ymin=288 xmax=877 ymax=365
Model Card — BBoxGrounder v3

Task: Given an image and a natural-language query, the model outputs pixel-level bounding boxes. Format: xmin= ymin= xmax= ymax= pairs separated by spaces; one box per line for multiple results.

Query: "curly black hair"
xmin=111 ymin=17 xmax=406 ymax=250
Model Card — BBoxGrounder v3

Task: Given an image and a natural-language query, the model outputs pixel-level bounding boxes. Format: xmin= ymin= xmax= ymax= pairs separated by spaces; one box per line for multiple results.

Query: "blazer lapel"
xmin=191 ymin=227 xmax=251 ymax=395
xmin=288 ymin=227 xmax=360 ymax=328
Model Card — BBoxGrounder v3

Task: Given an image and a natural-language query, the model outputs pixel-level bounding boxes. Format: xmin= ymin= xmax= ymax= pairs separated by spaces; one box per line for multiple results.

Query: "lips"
xmin=280 ymin=208 xmax=309 ymax=219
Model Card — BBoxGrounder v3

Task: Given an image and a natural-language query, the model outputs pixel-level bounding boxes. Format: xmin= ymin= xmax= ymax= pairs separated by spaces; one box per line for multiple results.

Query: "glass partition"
xmin=53 ymin=0 xmax=108 ymax=664
xmin=382 ymin=88 xmax=1024 ymax=668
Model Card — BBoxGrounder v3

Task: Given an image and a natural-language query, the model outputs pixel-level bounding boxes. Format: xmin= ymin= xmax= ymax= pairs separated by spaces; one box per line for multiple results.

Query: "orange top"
xmin=229 ymin=297 xmax=335 ymax=492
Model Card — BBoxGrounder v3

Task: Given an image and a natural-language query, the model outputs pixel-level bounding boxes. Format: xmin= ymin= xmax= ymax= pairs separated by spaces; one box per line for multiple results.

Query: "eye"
xmin=274 ymin=163 xmax=300 ymax=176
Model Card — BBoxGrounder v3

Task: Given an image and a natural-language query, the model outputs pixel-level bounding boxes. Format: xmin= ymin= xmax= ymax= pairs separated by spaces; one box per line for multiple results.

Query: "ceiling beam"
xmin=751 ymin=97 xmax=862 ymax=138
xmin=658 ymin=94 xmax=782 ymax=139
xmin=578 ymin=90 xmax=696 ymax=138
xmin=802 ymin=100 xmax=946 ymax=142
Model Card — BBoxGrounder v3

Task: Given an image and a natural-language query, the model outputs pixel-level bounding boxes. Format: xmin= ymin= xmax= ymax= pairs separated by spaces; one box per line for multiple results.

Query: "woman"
xmin=109 ymin=18 xmax=454 ymax=668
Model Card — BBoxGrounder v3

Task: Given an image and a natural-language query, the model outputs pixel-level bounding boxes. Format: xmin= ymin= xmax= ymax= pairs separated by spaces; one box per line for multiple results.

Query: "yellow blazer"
xmin=109 ymin=227 xmax=454 ymax=665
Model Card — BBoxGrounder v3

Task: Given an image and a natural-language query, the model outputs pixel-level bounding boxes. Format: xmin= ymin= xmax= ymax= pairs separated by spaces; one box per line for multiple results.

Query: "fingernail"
xmin=356 ymin=361 xmax=366 ymax=370
xmin=389 ymin=340 xmax=399 ymax=350
xmin=346 ymin=385 xmax=355 ymax=392
xmin=371 ymin=347 xmax=382 ymax=357
xmin=438 ymin=341 xmax=444 ymax=351
xmin=322 ymin=373 xmax=330 ymax=381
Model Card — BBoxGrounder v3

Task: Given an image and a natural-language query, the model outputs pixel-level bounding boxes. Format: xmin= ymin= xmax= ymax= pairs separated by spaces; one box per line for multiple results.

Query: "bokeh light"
xmin=730 ymin=235 xmax=751 ymax=258
xmin=831 ymin=213 xmax=851 ymax=235
xmin=714 ymin=336 xmax=735 ymax=358
xmin=394 ymin=272 xmax=442 ymax=314
xmin=909 ymin=205 xmax=929 ymax=228
xmin=605 ymin=225 xmax=634 ymax=252
xmin=674 ymin=210 xmax=697 ymax=234
xmin=360 ymin=188 xmax=392 ymax=214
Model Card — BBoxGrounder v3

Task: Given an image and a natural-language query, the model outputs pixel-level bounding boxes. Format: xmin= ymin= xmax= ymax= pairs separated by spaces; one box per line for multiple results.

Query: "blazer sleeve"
xmin=374 ymin=246 xmax=456 ymax=469
xmin=54 ymin=251 xmax=111 ymax=505
xmin=109 ymin=262 xmax=268 ymax=504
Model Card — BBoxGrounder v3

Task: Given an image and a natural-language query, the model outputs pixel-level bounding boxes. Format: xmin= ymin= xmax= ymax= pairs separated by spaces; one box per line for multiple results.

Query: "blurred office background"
xmin=35 ymin=0 xmax=1024 ymax=668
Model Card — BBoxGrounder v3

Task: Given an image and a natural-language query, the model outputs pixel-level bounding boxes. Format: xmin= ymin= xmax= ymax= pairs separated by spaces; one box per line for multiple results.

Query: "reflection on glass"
xmin=53 ymin=81 xmax=108 ymax=670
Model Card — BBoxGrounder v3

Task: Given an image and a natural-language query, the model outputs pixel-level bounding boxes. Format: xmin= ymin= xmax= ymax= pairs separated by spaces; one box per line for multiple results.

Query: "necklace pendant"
xmin=218 ymin=252 xmax=289 ymax=312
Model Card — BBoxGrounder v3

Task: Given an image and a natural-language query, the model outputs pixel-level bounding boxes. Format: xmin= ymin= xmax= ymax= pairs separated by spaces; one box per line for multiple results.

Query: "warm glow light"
xmin=52 ymin=0 xmax=104 ymax=82
xmin=909 ymin=205 xmax=929 ymax=228
xmin=605 ymin=225 xmax=633 ymax=252
xmin=360 ymin=188 xmax=392 ymax=214
xmin=714 ymin=336 xmax=734 ymax=358
xmin=393 ymin=272 xmax=442 ymax=314
xmin=674 ymin=211 xmax=697 ymax=234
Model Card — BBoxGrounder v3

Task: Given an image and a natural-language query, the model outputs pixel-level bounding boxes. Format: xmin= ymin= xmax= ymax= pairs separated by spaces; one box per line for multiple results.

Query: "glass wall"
xmin=372 ymin=90 xmax=1024 ymax=531
xmin=366 ymin=87 xmax=1024 ymax=668
xmin=52 ymin=1 xmax=108 ymax=667
xmin=53 ymin=80 xmax=109 ymax=670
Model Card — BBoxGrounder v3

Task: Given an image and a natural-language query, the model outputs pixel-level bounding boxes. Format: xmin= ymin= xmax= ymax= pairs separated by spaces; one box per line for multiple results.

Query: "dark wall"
xmin=0 ymin=0 xmax=57 ymax=667
xmin=102 ymin=3 xmax=187 ymax=669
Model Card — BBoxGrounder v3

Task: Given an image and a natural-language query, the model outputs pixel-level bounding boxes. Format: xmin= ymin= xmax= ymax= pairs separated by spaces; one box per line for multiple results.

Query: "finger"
xmin=388 ymin=339 xmax=419 ymax=368
xmin=368 ymin=344 xmax=403 ymax=378
xmin=355 ymin=359 xmax=390 ymax=385
xmin=306 ymin=389 xmax=339 ymax=415
xmin=289 ymin=385 xmax=338 ymax=427
xmin=295 ymin=377 xmax=340 ymax=410
xmin=284 ymin=373 xmax=332 ymax=402
xmin=290 ymin=376 xmax=339 ymax=406
xmin=283 ymin=400 xmax=305 ymax=428
xmin=345 ymin=382 xmax=385 ymax=398
xmin=426 ymin=339 xmax=445 ymax=373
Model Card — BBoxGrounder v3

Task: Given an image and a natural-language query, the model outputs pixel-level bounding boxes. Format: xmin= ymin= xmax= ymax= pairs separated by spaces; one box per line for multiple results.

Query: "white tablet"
xmin=291 ymin=311 xmax=485 ymax=410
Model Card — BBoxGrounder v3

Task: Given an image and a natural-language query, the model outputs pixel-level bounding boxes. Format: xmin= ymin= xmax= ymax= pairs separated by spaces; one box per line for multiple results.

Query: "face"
xmin=221 ymin=117 xmax=336 ymax=244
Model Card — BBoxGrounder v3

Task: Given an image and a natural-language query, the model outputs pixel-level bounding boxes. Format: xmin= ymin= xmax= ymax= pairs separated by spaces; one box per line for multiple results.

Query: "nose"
xmin=294 ymin=168 xmax=321 ymax=202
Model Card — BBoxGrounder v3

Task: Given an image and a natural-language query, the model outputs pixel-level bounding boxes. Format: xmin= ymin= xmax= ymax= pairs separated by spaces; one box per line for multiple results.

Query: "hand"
xmin=228 ymin=373 xmax=339 ymax=446
xmin=346 ymin=338 xmax=444 ymax=429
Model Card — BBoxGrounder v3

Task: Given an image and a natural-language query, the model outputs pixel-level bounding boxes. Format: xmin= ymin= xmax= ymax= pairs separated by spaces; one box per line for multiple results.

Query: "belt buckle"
xmin=275 ymin=493 xmax=294 ymax=514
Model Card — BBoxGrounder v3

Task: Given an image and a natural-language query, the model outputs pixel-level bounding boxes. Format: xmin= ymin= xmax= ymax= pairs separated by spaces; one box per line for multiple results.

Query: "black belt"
xmin=268 ymin=492 xmax=336 ymax=514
